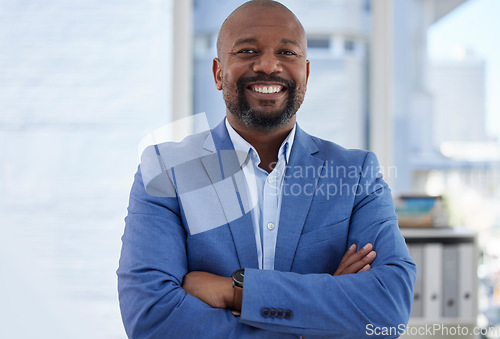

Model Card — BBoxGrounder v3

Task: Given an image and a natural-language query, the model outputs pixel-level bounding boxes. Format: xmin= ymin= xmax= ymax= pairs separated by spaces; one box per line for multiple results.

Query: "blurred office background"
xmin=1 ymin=0 xmax=499 ymax=337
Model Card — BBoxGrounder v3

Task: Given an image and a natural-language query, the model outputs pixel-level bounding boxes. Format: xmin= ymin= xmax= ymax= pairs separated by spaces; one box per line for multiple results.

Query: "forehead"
xmin=221 ymin=6 xmax=306 ymax=50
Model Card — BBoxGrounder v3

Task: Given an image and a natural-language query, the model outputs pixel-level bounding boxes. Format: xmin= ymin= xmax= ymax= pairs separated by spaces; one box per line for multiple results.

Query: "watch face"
xmin=233 ymin=269 xmax=245 ymax=286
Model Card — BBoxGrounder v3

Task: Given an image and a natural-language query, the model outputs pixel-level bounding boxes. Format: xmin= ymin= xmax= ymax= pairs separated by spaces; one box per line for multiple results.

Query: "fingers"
xmin=339 ymin=251 xmax=376 ymax=275
xmin=338 ymin=243 xmax=372 ymax=270
xmin=345 ymin=250 xmax=376 ymax=274
xmin=360 ymin=264 xmax=371 ymax=271
xmin=337 ymin=243 xmax=357 ymax=267
xmin=333 ymin=243 xmax=377 ymax=276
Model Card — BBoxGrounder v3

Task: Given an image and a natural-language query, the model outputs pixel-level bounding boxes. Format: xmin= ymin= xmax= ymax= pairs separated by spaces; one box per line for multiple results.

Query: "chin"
xmin=244 ymin=110 xmax=295 ymax=130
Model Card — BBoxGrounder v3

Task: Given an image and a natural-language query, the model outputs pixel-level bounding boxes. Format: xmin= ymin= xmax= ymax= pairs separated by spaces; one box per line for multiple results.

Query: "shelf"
xmin=403 ymin=228 xmax=478 ymax=333
xmin=408 ymin=318 xmax=477 ymax=326
xmin=401 ymin=227 xmax=477 ymax=244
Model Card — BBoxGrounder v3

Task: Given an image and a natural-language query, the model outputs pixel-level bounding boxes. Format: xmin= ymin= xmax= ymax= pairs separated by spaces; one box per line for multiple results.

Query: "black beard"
xmin=224 ymin=75 xmax=302 ymax=131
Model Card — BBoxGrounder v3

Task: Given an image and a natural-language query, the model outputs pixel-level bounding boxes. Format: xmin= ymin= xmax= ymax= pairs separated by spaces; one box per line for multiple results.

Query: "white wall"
xmin=0 ymin=1 xmax=173 ymax=337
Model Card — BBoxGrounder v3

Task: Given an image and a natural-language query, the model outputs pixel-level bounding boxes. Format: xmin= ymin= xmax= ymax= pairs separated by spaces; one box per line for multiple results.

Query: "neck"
xmin=227 ymin=115 xmax=294 ymax=173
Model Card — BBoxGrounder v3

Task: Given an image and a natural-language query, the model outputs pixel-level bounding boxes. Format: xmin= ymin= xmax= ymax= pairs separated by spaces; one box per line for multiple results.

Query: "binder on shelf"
xmin=408 ymin=244 xmax=424 ymax=318
xmin=443 ymin=244 xmax=459 ymax=318
xmin=423 ymin=243 xmax=443 ymax=319
xmin=458 ymin=243 xmax=475 ymax=319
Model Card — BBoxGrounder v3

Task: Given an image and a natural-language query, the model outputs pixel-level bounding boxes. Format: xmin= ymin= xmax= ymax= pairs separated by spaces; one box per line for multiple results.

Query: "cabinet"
xmin=400 ymin=228 xmax=479 ymax=339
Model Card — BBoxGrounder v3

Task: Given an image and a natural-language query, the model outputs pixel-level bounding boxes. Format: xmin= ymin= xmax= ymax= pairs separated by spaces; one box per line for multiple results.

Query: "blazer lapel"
xmin=200 ymin=121 xmax=259 ymax=269
xmin=274 ymin=126 xmax=324 ymax=272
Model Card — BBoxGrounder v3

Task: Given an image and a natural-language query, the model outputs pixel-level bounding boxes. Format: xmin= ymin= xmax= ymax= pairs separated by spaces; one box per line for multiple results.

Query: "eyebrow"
xmin=233 ymin=38 xmax=257 ymax=48
xmin=280 ymin=38 xmax=300 ymax=48
xmin=232 ymin=38 xmax=301 ymax=49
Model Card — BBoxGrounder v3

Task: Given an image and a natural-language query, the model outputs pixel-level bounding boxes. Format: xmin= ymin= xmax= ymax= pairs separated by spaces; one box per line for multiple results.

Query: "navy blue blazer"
xmin=117 ymin=120 xmax=416 ymax=338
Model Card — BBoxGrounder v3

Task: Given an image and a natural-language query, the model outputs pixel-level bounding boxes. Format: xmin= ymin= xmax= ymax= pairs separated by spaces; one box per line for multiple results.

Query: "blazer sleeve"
xmin=239 ymin=152 xmax=417 ymax=338
xmin=117 ymin=167 xmax=283 ymax=339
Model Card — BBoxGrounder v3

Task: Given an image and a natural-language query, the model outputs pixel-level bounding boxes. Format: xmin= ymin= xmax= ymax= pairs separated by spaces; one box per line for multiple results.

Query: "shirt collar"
xmin=225 ymin=118 xmax=296 ymax=165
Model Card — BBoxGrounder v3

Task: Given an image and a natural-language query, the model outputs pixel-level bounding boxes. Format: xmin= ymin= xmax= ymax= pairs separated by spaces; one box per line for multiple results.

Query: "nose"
xmin=252 ymin=51 xmax=282 ymax=74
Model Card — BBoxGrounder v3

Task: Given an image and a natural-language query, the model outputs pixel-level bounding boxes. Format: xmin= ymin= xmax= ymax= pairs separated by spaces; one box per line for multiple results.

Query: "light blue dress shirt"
xmin=225 ymin=119 xmax=296 ymax=270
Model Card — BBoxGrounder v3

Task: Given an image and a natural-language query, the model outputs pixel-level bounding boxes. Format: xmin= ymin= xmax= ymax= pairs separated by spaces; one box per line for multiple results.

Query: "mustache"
xmin=237 ymin=75 xmax=295 ymax=88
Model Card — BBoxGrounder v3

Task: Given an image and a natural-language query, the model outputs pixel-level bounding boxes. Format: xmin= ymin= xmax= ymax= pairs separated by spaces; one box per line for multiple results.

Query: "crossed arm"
xmin=118 ymin=152 xmax=416 ymax=338
xmin=182 ymin=243 xmax=378 ymax=312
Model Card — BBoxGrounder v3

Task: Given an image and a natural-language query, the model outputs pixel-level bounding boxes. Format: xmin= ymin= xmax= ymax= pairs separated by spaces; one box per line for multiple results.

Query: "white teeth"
xmin=252 ymin=86 xmax=282 ymax=93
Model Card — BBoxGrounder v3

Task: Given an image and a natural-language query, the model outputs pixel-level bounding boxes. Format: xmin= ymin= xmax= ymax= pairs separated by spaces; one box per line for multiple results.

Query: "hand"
xmin=333 ymin=243 xmax=376 ymax=276
xmin=182 ymin=271 xmax=234 ymax=309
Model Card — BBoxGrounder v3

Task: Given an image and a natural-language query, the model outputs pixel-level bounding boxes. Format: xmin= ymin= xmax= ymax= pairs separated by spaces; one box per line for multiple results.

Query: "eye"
xmin=279 ymin=50 xmax=297 ymax=56
xmin=236 ymin=49 xmax=257 ymax=54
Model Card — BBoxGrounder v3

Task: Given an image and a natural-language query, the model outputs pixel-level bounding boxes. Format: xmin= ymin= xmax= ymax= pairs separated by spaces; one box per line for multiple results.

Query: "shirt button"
xmin=252 ymin=151 xmax=257 ymax=158
xmin=267 ymin=223 xmax=275 ymax=230
xmin=267 ymin=176 xmax=273 ymax=184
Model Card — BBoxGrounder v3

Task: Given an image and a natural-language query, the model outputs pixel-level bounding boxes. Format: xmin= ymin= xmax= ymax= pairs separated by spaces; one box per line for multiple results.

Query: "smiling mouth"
xmin=249 ymin=84 xmax=284 ymax=93
xmin=247 ymin=83 xmax=287 ymax=98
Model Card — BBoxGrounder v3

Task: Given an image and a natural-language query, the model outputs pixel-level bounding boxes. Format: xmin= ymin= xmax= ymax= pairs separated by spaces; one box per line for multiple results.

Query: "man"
xmin=117 ymin=1 xmax=416 ymax=338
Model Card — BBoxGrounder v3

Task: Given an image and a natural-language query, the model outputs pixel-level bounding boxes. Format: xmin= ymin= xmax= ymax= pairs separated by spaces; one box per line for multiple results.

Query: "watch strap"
xmin=232 ymin=285 xmax=243 ymax=316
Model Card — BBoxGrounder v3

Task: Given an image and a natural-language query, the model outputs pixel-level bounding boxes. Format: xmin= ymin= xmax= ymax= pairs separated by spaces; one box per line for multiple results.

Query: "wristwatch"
xmin=231 ymin=268 xmax=245 ymax=315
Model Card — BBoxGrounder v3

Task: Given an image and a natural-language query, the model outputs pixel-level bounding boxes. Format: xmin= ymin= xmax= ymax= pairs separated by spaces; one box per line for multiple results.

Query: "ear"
xmin=212 ymin=58 xmax=223 ymax=91
xmin=305 ymin=59 xmax=310 ymax=85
